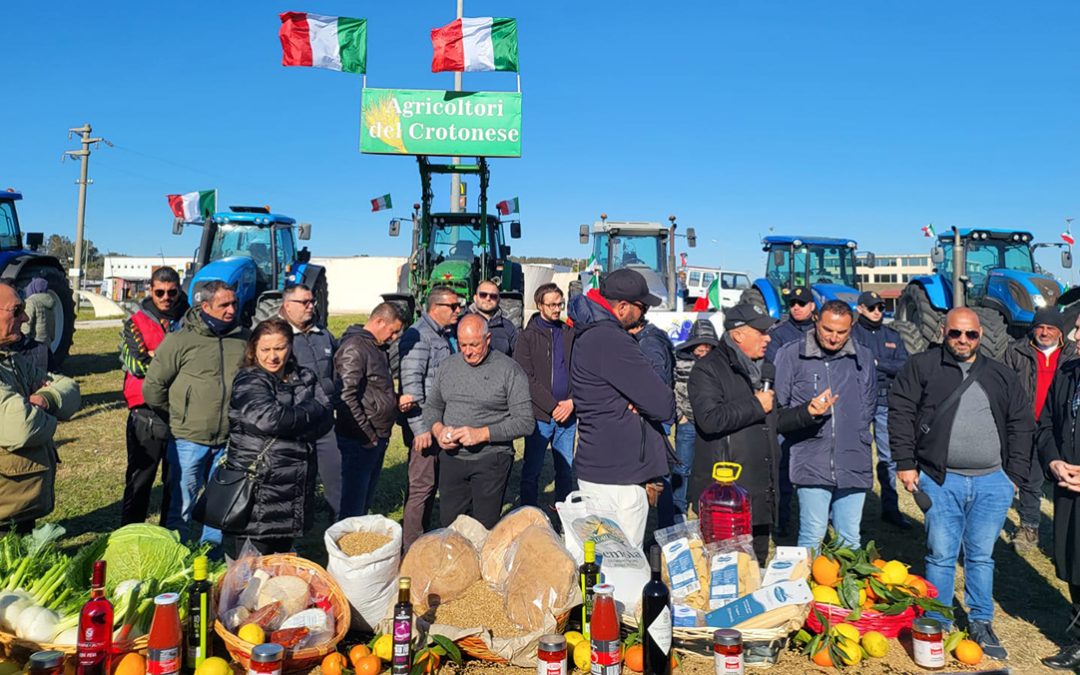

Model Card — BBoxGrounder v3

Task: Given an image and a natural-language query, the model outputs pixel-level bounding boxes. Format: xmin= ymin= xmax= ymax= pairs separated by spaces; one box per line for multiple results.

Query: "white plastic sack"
xmin=556 ymin=490 xmax=649 ymax=610
xmin=325 ymin=516 xmax=402 ymax=631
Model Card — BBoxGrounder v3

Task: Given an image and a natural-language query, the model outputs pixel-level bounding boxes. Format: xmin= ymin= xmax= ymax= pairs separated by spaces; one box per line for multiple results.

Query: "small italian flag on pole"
xmin=706 ymin=277 xmax=720 ymax=310
xmin=167 ymin=190 xmax=216 ymax=223
xmin=279 ymin=12 xmax=367 ymax=74
xmin=371 ymin=194 xmax=392 ymax=212
xmin=496 ymin=197 xmax=519 ymax=215
xmin=921 ymin=223 xmax=936 ymax=238
xmin=1063 ymin=231 xmax=1076 ymax=246
xmin=431 ymin=18 xmax=518 ymax=72
xmin=586 ymin=254 xmax=601 ymax=290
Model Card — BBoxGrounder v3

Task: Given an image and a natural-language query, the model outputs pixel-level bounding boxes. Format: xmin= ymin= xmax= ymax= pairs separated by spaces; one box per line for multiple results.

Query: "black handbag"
xmin=192 ymin=439 xmax=274 ymax=532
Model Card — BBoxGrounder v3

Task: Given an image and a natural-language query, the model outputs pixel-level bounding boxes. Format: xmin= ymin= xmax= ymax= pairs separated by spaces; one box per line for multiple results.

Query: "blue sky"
xmin=3 ymin=1 xmax=1079 ymax=281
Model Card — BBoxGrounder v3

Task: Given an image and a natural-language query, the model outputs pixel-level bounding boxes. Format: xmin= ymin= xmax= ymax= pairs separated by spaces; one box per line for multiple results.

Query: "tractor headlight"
xmin=1033 ymin=294 xmax=1047 ymax=308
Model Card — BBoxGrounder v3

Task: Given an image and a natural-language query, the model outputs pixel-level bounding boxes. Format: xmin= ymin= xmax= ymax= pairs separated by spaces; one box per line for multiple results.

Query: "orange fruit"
xmin=623 ymin=644 xmax=644 ymax=672
xmin=954 ymin=639 xmax=983 ymax=665
xmin=670 ymin=652 xmax=680 ymax=671
xmin=871 ymin=559 xmax=887 ymax=570
xmin=811 ymin=644 xmax=834 ymax=667
xmin=322 ymin=653 xmax=348 ymax=675
xmin=812 ymin=555 xmax=841 ymax=588
xmin=355 ymin=655 xmax=382 ymax=675
xmin=113 ymin=652 xmax=146 ymax=675
xmin=902 ymin=575 xmax=929 ymax=598
xmin=416 ymin=650 xmax=441 ymax=674
xmin=350 ymin=645 xmax=373 ymax=669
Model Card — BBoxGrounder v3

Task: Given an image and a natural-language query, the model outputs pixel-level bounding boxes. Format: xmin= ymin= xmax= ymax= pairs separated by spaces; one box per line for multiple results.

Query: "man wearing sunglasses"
xmin=463 ymin=280 xmax=517 ymax=356
xmin=764 ymin=286 xmax=816 ymax=362
xmin=889 ymin=308 xmax=1032 ymax=660
xmin=567 ymin=268 xmax=675 ymax=548
xmin=851 ymin=291 xmax=911 ymax=530
xmin=118 ymin=266 xmax=189 ymax=526
xmin=1003 ymin=307 xmax=1078 ymax=555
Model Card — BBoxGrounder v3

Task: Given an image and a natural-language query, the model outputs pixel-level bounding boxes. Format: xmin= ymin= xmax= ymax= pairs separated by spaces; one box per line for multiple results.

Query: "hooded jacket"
xmin=335 ymin=325 xmax=397 ymax=444
xmin=774 ymin=330 xmax=877 ymax=489
xmin=21 ymin=278 xmax=56 ymax=346
xmin=142 ymin=306 xmax=250 ymax=446
xmin=0 ymin=347 xmax=80 ymax=521
xmin=568 ymin=290 xmax=675 ymax=485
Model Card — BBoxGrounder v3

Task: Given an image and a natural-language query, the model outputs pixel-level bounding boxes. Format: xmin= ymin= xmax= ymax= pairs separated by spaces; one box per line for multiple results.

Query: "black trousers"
xmin=235 ymin=537 xmax=294 ymax=558
xmin=121 ymin=407 xmax=172 ymax=526
xmin=751 ymin=524 xmax=771 ymax=567
xmin=1068 ymin=584 xmax=1080 ymax=641
xmin=438 ymin=451 xmax=514 ymax=530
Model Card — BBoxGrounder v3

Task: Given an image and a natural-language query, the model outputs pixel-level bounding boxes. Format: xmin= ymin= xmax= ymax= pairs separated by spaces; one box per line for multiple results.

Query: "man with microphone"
xmin=688 ymin=304 xmax=837 ymax=564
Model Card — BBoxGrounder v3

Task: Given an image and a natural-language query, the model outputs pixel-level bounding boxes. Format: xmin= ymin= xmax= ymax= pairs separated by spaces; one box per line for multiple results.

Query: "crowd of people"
xmin=7 ymin=266 xmax=1080 ymax=667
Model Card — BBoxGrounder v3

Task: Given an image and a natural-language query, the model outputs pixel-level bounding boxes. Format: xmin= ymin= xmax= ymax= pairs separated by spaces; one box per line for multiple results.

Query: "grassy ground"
xmin=48 ymin=321 xmax=1068 ymax=673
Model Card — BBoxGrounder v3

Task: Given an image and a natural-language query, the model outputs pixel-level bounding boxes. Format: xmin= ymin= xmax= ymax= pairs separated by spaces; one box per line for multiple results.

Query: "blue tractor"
xmin=174 ymin=206 xmax=327 ymax=325
xmin=892 ymin=227 xmax=1071 ymax=358
xmin=740 ymin=235 xmax=874 ymax=318
xmin=0 ymin=189 xmax=76 ymax=366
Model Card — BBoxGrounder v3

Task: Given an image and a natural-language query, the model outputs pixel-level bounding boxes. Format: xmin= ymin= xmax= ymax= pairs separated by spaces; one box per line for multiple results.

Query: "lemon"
xmin=835 ymin=637 xmax=862 ymax=666
xmin=861 ymin=631 xmax=889 ymax=658
xmin=880 ymin=560 xmax=909 ymax=585
xmin=194 ymin=657 xmax=230 ymax=675
xmin=830 ymin=623 xmax=860 ymax=644
xmin=573 ymin=641 xmax=591 ymax=671
xmin=237 ymin=623 xmax=265 ymax=645
xmin=564 ymin=631 xmax=585 ymax=652
xmin=374 ymin=634 xmax=394 ymax=662
xmin=812 ymin=585 xmax=841 ymax=605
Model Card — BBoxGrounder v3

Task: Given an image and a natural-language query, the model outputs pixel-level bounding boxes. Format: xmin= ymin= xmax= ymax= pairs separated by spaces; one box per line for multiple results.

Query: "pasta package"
xmin=654 ymin=521 xmax=710 ymax=611
xmin=705 ymin=536 xmax=760 ymax=610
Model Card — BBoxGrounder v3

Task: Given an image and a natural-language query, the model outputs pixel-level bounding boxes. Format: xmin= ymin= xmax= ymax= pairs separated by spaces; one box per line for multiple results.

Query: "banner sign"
xmin=360 ymin=88 xmax=521 ymax=157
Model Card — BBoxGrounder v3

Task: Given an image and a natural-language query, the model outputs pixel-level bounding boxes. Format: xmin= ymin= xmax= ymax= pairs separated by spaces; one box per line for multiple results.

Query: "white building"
xmin=855 ymin=254 xmax=935 ymax=312
xmin=102 ymin=256 xmax=192 ymax=301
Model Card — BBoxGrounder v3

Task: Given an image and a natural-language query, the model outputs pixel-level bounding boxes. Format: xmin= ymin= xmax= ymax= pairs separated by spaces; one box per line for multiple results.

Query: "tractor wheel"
xmin=568 ymin=280 xmax=583 ymax=299
xmin=502 ymin=296 xmax=524 ymax=329
xmin=254 ymin=294 xmax=282 ymax=325
xmin=890 ymin=319 xmax=927 ymax=355
xmin=17 ymin=266 xmax=76 ymax=369
xmin=896 ymin=284 xmax=944 ymax=347
xmin=972 ymin=306 xmax=1009 ymax=360
xmin=312 ymin=272 xmax=329 ymax=326
xmin=740 ymin=287 xmax=767 ymax=313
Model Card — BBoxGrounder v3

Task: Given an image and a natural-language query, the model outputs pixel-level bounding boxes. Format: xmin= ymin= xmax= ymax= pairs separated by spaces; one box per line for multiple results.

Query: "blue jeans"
xmin=796 ymin=486 xmax=866 ymax=550
xmin=658 ymin=423 xmax=695 ymax=528
xmin=165 ymin=439 xmax=224 ymax=545
xmin=920 ymin=469 xmax=1015 ymax=626
xmin=520 ymin=416 xmax=577 ymax=506
xmin=874 ymin=404 xmax=901 ymax=516
xmin=339 ymin=435 xmax=389 ymax=518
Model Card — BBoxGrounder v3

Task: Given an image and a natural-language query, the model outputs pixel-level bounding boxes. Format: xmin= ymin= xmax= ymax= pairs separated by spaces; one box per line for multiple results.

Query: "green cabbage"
xmin=100 ymin=524 xmax=191 ymax=592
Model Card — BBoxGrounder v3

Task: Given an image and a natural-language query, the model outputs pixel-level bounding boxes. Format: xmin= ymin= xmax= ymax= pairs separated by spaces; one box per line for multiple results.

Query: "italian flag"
xmin=921 ymin=223 xmax=936 ymax=238
xmin=431 ymin=18 xmax=518 ymax=72
xmin=167 ymin=190 xmax=215 ymax=223
xmin=586 ymin=254 xmax=601 ymax=290
xmin=371 ymin=194 xmax=392 ymax=212
xmin=1063 ymin=231 xmax=1076 ymax=246
xmin=279 ymin=12 xmax=367 ymax=74
xmin=496 ymin=197 xmax=519 ymax=215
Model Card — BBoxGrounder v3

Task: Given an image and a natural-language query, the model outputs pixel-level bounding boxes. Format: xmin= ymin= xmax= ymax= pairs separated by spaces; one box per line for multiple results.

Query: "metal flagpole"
xmin=449 ymin=0 xmax=463 ymax=212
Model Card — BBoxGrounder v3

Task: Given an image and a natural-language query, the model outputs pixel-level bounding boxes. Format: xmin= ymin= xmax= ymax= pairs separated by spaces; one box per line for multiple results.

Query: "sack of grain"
xmin=480 ymin=506 xmax=550 ymax=589
xmin=399 ymin=529 xmax=481 ymax=614
xmin=325 ymin=516 xmax=401 ymax=631
xmin=503 ymin=525 xmax=578 ymax=632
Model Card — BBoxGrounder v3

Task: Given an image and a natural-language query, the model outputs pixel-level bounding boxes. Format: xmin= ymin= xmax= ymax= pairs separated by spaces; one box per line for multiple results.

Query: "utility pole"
xmin=449 ymin=0 xmax=464 ymax=212
xmin=64 ymin=124 xmax=104 ymax=291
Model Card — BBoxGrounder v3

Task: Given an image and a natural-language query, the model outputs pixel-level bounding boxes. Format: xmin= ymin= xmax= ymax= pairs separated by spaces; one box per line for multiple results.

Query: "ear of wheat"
xmin=363 ymin=94 xmax=407 ymax=154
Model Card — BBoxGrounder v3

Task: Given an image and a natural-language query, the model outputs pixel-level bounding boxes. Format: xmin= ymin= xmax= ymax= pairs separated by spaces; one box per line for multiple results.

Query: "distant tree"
xmin=45 ymin=234 xmax=103 ymax=280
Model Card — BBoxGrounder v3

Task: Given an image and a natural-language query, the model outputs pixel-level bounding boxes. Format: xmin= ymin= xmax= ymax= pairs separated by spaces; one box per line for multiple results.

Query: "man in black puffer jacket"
xmin=334 ymin=303 xmax=405 ymax=518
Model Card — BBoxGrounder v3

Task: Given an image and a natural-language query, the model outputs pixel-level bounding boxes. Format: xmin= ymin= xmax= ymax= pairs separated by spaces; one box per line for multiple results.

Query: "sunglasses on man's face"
xmin=477 ymin=291 xmax=500 ymax=300
xmin=153 ymin=288 xmax=179 ymax=298
xmin=789 ymin=300 xmax=809 ymax=308
xmin=868 ymin=304 xmax=885 ymax=312
xmin=946 ymin=329 xmax=980 ymax=341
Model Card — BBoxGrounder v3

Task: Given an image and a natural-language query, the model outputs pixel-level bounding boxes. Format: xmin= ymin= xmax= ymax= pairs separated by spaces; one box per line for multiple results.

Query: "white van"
xmin=683 ymin=267 xmax=751 ymax=308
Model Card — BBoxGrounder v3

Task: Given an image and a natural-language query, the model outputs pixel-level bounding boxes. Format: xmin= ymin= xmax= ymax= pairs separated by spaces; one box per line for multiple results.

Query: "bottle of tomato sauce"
xmin=590 ymin=584 xmax=620 ymax=675
xmin=147 ymin=593 xmax=183 ymax=675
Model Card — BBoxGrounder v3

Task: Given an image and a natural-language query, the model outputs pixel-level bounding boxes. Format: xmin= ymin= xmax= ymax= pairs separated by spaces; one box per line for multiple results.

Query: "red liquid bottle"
xmin=76 ymin=561 xmax=113 ymax=675
xmin=589 ymin=584 xmax=620 ymax=675
xmin=146 ymin=594 xmax=183 ymax=675
xmin=698 ymin=462 xmax=752 ymax=545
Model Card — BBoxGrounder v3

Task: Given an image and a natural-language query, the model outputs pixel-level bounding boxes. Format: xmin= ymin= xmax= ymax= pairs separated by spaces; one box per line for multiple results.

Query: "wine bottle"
xmin=391 ymin=577 xmax=413 ymax=675
xmin=76 ymin=560 xmax=113 ymax=675
xmin=641 ymin=545 xmax=672 ymax=675
xmin=579 ymin=539 xmax=600 ymax=639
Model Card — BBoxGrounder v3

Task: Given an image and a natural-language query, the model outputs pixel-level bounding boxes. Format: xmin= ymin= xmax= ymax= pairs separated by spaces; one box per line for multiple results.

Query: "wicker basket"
xmin=419 ymin=610 xmax=571 ymax=664
xmin=804 ymin=576 xmax=939 ymax=639
xmin=214 ymin=554 xmax=349 ymax=673
xmin=0 ymin=632 xmax=148 ymax=662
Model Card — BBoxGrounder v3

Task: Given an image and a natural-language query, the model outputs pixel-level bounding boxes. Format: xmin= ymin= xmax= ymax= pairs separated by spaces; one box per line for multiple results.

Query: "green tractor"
xmin=382 ymin=156 xmax=524 ymax=326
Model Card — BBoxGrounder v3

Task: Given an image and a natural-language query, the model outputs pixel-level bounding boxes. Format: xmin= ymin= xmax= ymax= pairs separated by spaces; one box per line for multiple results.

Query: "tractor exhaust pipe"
xmin=952 ymin=226 xmax=965 ymax=308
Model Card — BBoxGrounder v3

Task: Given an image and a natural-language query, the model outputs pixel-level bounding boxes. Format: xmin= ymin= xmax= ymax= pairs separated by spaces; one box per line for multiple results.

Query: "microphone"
xmin=913 ymin=489 xmax=933 ymax=513
xmin=760 ymin=362 xmax=776 ymax=392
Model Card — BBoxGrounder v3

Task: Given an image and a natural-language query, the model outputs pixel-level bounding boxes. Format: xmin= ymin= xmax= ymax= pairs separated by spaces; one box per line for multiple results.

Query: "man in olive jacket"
xmin=0 ymin=281 xmax=80 ymax=530
xmin=143 ymin=281 xmax=249 ymax=545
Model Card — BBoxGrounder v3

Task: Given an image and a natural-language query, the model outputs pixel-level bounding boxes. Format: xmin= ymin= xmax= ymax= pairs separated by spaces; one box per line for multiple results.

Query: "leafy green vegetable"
xmin=100 ymin=524 xmax=190 ymax=593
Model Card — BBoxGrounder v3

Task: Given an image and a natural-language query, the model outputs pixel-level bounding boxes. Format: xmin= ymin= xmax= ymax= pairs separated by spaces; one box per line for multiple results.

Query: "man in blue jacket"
xmin=775 ymin=300 xmax=876 ymax=550
xmin=765 ymin=286 xmax=816 ymax=362
xmin=851 ymin=291 xmax=911 ymax=529
xmin=568 ymin=269 xmax=676 ymax=548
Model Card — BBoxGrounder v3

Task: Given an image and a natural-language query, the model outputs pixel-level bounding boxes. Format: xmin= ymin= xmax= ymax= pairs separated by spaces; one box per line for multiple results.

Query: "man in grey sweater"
xmin=425 ymin=314 xmax=534 ymax=528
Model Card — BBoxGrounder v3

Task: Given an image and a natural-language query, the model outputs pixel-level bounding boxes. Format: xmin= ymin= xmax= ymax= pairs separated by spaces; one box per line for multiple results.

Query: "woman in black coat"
xmin=1036 ymin=359 xmax=1080 ymax=669
xmin=226 ymin=318 xmax=333 ymax=555
xmin=688 ymin=323 xmax=833 ymax=564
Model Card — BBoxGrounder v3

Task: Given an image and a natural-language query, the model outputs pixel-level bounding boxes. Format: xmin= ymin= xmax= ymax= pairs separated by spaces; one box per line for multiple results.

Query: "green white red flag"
xmin=496 ymin=197 xmax=519 ymax=215
xmin=922 ymin=223 xmax=936 ymax=238
xmin=706 ymin=276 xmax=720 ymax=309
xmin=371 ymin=194 xmax=392 ymax=212
xmin=279 ymin=12 xmax=367 ymax=74
xmin=586 ymin=254 xmax=601 ymax=290
xmin=167 ymin=190 xmax=215 ymax=223
xmin=431 ymin=18 xmax=518 ymax=72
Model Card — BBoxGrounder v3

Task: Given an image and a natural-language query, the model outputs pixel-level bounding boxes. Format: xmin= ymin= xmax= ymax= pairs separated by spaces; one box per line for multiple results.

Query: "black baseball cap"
xmin=600 ymin=269 xmax=661 ymax=307
xmin=857 ymin=291 xmax=884 ymax=308
xmin=783 ymin=287 xmax=813 ymax=304
xmin=724 ymin=304 xmax=776 ymax=332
